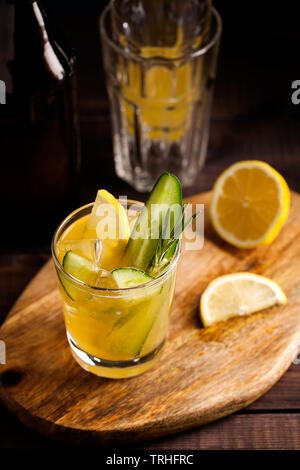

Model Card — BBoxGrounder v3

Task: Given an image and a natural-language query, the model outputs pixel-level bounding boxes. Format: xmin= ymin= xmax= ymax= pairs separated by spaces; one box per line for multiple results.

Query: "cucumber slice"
xmin=112 ymin=267 xmax=154 ymax=289
xmin=60 ymin=251 xmax=98 ymax=300
xmin=124 ymin=172 xmax=182 ymax=270
xmin=109 ymin=268 xmax=159 ymax=357
xmin=109 ymin=304 xmax=159 ymax=358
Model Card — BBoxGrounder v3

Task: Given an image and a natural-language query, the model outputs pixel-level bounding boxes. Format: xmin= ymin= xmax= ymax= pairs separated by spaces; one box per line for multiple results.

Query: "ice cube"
xmin=94 ymin=269 xmax=118 ymax=289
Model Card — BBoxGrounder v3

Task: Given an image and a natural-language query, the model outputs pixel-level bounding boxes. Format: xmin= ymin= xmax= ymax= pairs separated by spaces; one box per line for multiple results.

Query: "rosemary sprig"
xmin=149 ymin=204 xmax=201 ymax=275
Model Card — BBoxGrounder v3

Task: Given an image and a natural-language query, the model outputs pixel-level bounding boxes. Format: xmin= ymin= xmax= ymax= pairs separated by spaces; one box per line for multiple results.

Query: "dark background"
xmin=1 ymin=0 xmax=300 ymax=450
xmin=44 ymin=0 xmax=300 ymax=203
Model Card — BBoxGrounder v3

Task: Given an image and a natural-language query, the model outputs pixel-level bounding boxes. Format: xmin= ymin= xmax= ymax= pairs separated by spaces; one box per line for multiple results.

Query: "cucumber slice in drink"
xmin=60 ymin=250 xmax=98 ymax=300
xmin=109 ymin=304 xmax=159 ymax=358
xmin=110 ymin=268 xmax=158 ymax=357
xmin=112 ymin=267 xmax=154 ymax=288
xmin=124 ymin=172 xmax=182 ymax=271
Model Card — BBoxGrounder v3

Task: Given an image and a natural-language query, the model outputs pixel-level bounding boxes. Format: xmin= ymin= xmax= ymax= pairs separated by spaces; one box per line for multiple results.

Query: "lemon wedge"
xmin=200 ymin=272 xmax=287 ymax=327
xmin=84 ymin=189 xmax=130 ymax=270
xmin=210 ymin=161 xmax=290 ymax=248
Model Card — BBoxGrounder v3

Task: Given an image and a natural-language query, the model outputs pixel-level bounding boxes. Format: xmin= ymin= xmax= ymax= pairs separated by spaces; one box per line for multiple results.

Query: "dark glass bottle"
xmin=0 ymin=0 xmax=80 ymax=243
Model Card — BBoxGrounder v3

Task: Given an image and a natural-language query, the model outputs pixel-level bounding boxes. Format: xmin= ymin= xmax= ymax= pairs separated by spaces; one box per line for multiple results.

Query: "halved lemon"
xmin=210 ymin=161 xmax=290 ymax=248
xmin=200 ymin=272 xmax=287 ymax=327
xmin=84 ymin=189 xmax=130 ymax=270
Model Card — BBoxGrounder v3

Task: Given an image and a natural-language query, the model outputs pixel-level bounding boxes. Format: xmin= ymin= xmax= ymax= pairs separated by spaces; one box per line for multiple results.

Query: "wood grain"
xmin=1 ymin=191 xmax=300 ymax=445
xmin=141 ymin=414 xmax=300 ymax=450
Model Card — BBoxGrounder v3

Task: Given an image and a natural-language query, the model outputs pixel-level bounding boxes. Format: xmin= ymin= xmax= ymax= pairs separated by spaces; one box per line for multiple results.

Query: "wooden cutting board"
xmin=1 ymin=191 xmax=300 ymax=446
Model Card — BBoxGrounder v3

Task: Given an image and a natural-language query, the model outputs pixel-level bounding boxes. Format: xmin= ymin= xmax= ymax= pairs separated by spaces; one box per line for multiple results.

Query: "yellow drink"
xmin=53 ymin=201 xmax=179 ymax=378
xmin=121 ymin=45 xmax=203 ymax=141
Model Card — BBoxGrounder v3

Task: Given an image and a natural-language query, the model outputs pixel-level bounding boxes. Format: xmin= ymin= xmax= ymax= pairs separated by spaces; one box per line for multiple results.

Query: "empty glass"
xmin=99 ymin=1 xmax=222 ymax=191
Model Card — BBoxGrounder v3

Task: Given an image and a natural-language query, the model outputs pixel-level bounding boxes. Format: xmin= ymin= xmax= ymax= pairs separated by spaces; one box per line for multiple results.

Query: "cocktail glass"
xmin=51 ymin=200 xmax=180 ymax=378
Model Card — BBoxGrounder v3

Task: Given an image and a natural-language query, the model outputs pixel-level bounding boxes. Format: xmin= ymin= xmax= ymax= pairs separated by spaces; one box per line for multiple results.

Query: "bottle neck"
xmin=31 ymin=1 xmax=66 ymax=81
xmin=0 ymin=0 xmax=75 ymax=95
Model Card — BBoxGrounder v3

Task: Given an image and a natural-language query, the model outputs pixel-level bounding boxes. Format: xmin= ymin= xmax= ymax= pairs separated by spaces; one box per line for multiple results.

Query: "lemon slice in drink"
xmin=84 ymin=190 xmax=130 ymax=270
xmin=210 ymin=161 xmax=290 ymax=248
xmin=200 ymin=272 xmax=287 ymax=327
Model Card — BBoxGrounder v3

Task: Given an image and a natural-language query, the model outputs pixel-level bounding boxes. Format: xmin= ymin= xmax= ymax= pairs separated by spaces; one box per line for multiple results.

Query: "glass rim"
xmin=51 ymin=200 xmax=181 ymax=295
xmin=99 ymin=4 xmax=222 ymax=63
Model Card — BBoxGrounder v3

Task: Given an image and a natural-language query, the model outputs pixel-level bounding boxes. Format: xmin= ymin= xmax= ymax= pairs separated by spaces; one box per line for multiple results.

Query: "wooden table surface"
xmin=1 ymin=0 xmax=300 ymax=450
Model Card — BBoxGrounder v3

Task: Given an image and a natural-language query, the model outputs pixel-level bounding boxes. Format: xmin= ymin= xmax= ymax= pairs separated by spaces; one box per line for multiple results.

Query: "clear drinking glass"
xmin=99 ymin=3 xmax=222 ymax=192
xmin=51 ymin=200 xmax=180 ymax=379
xmin=111 ymin=0 xmax=213 ymax=54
